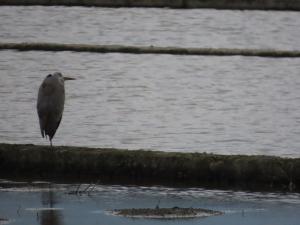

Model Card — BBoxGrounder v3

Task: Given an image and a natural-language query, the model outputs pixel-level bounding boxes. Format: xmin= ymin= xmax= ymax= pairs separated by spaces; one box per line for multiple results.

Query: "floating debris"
xmin=66 ymin=182 xmax=99 ymax=195
xmin=25 ymin=208 xmax=64 ymax=211
xmin=111 ymin=207 xmax=223 ymax=219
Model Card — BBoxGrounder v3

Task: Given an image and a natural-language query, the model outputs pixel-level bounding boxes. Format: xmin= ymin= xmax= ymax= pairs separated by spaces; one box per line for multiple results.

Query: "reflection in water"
xmin=41 ymin=187 xmax=57 ymax=207
xmin=39 ymin=186 xmax=64 ymax=225
xmin=39 ymin=210 xmax=63 ymax=225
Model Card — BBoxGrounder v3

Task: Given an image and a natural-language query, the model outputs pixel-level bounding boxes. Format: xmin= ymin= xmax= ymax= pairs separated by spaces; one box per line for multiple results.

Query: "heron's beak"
xmin=64 ymin=77 xmax=76 ymax=81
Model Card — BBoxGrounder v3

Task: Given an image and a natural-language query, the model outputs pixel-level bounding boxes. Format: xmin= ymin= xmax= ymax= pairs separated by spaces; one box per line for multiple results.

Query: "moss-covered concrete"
xmin=1 ymin=42 xmax=300 ymax=58
xmin=0 ymin=143 xmax=300 ymax=191
xmin=0 ymin=0 xmax=299 ymax=11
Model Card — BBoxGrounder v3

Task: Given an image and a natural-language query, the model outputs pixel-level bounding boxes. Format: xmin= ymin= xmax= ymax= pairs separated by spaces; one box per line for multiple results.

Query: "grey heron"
xmin=37 ymin=72 xmax=75 ymax=146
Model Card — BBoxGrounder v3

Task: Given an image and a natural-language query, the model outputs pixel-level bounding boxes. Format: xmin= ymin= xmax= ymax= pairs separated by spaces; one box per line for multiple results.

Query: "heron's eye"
xmin=47 ymin=74 xmax=52 ymax=78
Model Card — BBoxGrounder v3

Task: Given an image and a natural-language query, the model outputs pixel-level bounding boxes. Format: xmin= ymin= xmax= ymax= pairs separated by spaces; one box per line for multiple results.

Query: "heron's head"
xmin=46 ymin=72 xmax=75 ymax=85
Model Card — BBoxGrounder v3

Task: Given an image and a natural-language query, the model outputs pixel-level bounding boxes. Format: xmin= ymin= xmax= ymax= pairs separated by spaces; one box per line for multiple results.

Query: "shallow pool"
xmin=0 ymin=179 xmax=300 ymax=225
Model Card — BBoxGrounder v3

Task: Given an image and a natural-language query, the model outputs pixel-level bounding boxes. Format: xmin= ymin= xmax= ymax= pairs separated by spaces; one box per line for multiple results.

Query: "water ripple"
xmin=0 ymin=7 xmax=299 ymax=50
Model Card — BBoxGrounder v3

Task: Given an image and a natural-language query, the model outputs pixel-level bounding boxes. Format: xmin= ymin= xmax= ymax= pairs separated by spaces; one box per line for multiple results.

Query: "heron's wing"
xmin=38 ymin=113 xmax=47 ymax=138
xmin=37 ymin=80 xmax=65 ymax=140
xmin=47 ymin=115 xmax=62 ymax=141
xmin=37 ymin=81 xmax=51 ymax=137
xmin=37 ymin=97 xmax=49 ymax=138
xmin=38 ymin=103 xmax=64 ymax=140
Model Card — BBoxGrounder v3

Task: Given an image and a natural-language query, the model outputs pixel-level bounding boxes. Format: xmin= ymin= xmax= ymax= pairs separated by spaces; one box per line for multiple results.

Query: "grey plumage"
xmin=37 ymin=72 xmax=75 ymax=146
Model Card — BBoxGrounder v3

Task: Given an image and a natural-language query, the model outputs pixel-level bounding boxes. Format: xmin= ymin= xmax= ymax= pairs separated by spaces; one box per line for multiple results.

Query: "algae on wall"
xmin=0 ymin=143 xmax=299 ymax=192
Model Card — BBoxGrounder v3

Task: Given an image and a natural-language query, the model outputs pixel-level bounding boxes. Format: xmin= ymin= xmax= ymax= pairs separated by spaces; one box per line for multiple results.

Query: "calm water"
xmin=0 ymin=6 xmax=299 ymax=50
xmin=1 ymin=179 xmax=300 ymax=225
xmin=0 ymin=51 xmax=300 ymax=156
xmin=0 ymin=6 xmax=300 ymax=156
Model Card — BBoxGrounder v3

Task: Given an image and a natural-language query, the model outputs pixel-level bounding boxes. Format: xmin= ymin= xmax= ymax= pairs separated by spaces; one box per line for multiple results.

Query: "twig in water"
xmin=75 ymin=184 xmax=81 ymax=195
xmin=83 ymin=184 xmax=92 ymax=193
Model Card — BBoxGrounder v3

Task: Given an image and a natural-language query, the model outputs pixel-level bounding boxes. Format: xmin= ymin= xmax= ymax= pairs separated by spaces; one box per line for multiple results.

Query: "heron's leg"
xmin=50 ymin=139 xmax=53 ymax=148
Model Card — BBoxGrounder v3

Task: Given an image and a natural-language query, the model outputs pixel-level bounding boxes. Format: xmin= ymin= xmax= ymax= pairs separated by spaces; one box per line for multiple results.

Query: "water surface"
xmin=0 ymin=6 xmax=299 ymax=50
xmin=0 ymin=51 xmax=300 ymax=156
xmin=1 ymin=6 xmax=300 ymax=156
xmin=0 ymin=179 xmax=300 ymax=225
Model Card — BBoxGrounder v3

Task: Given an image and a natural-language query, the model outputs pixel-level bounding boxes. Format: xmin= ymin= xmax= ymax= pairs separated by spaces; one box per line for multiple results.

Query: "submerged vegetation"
xmin=0 ymin=143 xmax=299 ymax=192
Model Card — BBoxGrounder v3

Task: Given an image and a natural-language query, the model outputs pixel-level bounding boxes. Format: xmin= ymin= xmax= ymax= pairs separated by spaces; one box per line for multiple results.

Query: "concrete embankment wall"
xmin=0 ymin=144 xmax=299 ymax=191
xmin=1 ymin=42 xmax=300 ymax=57
xmin=0 ymin=0 xmax=299 ymax=10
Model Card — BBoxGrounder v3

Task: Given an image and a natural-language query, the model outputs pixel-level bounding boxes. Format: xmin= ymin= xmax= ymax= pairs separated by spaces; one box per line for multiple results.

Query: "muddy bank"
xmin=0 ymin=0 xmax=299 ymax=11
xmin=1 ymin=42 xmax=300 ymax=57
xmin=0 ymin=143 xmax=299 ymax=191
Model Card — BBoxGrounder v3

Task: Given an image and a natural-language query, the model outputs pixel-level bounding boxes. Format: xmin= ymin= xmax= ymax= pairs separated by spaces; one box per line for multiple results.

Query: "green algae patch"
xmin=0 ymin=143 xmax=299 ymax=192
xmin=1 ymin=42 xmax=300 ymax=58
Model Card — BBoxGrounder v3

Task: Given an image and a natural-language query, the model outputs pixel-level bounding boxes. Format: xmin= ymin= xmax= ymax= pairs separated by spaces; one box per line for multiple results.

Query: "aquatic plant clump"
xmin=112 ymin=207 xmax=223 ymax=219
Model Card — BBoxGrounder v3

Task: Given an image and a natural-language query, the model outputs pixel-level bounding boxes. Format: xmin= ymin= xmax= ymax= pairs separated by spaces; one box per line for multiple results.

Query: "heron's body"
xmin=37 ymin=72 xmax=74 ymax=146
